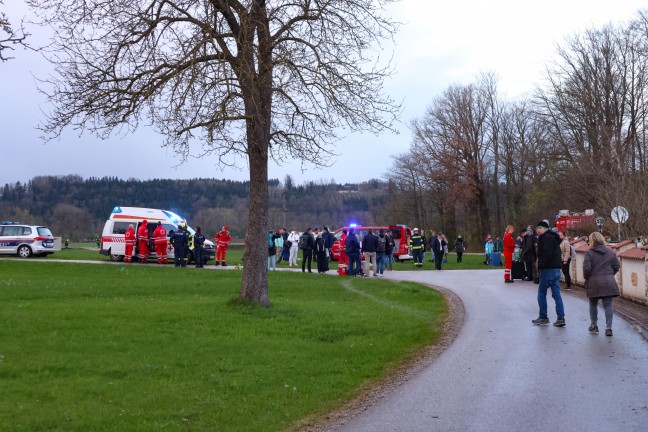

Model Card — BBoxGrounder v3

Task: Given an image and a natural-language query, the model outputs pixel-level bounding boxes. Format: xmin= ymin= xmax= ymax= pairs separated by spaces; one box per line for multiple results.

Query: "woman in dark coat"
xmin=583 ymin=232 xmax=620 ymax=336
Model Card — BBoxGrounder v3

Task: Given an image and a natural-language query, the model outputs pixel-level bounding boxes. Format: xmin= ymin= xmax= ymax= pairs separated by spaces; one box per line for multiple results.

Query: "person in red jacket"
xmin=215 ymin=226 xmax=232 ymax=266
xmin=152 ymin=221 xmax=168 ymax=264
xmin=124 ymin=224 xmax=135 ymax=263
xmin=137 ymin=219 xmax=150 ymax=263
xmin=339 ymin=229 xmax=348 ymax=265
xmin=504 ymin=225 xmax=516 ymax=283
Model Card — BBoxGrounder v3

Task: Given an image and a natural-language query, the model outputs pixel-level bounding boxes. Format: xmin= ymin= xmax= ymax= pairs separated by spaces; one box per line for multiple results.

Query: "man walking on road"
xmin=532 ymin=220 xmax=566 ymax=327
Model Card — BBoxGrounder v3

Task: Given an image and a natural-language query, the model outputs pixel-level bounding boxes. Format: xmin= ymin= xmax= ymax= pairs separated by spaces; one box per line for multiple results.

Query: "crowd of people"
xmin=487 ymin=220 xmax=620 ymax=336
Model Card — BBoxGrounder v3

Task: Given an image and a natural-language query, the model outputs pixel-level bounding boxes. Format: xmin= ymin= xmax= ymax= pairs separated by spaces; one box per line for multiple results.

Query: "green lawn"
xmin=0 ymin=262 xmax=447 ymax=431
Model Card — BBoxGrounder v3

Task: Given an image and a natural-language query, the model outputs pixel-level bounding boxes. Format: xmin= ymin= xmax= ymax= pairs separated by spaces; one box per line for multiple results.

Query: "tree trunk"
xmin=240 ymin=141 xmax=270 ymax=307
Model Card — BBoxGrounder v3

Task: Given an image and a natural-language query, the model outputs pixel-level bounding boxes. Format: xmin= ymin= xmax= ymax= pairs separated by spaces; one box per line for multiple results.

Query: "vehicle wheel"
xmin=18 ymin=245 xmax=33 ymax=258
xmin=187 ymin=251 xmax=194 ymax=265
xmin=109 ymin=251 xmax=124 ymax=262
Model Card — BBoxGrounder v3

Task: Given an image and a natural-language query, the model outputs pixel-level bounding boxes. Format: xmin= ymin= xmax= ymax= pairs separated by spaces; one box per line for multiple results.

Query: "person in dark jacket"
xmin=362 ymin=228 xmax=379 ymax=277
xmin=409 ymin=228 xmax=424 ymax=267
xmin=430 ymin=233 xmax=444 ymax=271
xmin=314 ymin=232 xmax=328 ymax=274
xmin=171 ymin=225 xmax=188 ymax=268
xmin=345 ymin=228 xmax=362 ymax=276
xmin=193 ymin=226 xmax=206 ymax=268
xmin=301 ymin=228 xmax=314 ymax=273
xmin=268 ymin=230 xmax=280 ymax=271
xmin=521 ymin=228 xmax=536 ymax=281
xmin=532 ymin=220 xmax=566 ymax=327
xmin=455 ymin=236 xmax=466 ymax=263
xmin=584 ymin=232 xmax=620 ymax=336
xmin=322 ymin=227 xmax=334 ymax=272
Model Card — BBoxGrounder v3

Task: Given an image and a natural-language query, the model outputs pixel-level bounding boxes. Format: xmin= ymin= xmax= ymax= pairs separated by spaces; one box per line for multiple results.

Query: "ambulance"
xmin=99 ymin=206 xmax=215 ymax=263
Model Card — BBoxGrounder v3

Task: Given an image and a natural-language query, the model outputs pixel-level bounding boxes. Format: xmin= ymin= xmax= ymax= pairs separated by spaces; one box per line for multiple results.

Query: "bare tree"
xmin=27 ymin=0 xmax=399 ymax=306
xmin=0 ymin=0 xmax=29 ymax=62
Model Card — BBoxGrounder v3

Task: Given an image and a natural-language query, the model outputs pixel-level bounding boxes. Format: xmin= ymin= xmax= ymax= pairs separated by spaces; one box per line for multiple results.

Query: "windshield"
xmin=163 ymin=210 xmax=196 ymax=235
xmin=37 ymin=227 xmax=53 ymax=236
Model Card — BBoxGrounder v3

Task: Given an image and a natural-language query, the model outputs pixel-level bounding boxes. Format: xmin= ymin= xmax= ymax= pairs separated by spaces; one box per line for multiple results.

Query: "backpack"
xmin=377 ymin=237 xmax=387 ymax=253
xmin=268 ymin=236 xmax=275 ymax=248
xmin=298 ymin=234 xmax=309 ymax=250
xmin=455 ymin=241 xmax=464 ymax=253
xmin=569 ymin=245 xmax=576 ymax=260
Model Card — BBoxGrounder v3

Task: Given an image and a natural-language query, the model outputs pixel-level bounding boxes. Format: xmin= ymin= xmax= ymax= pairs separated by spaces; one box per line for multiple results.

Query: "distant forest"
xmin=0 ymin=175 xmax=392 ymax=240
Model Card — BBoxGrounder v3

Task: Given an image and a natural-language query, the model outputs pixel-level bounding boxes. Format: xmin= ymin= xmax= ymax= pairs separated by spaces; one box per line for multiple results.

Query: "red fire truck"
xmin=331 ymin=224 xmax=413 ymax=262
xmin=555 ymin=209 xmax=597 ymax=233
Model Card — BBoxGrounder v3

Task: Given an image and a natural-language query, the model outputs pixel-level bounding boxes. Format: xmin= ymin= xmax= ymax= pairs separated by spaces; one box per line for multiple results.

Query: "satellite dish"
xmin=611 ymin=206 xmax=629 ymax=224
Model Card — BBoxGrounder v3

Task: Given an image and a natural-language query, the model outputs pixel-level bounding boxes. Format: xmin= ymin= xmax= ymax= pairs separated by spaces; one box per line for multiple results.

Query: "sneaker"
xmin=553 ymin=318 xmax=566 ymax=327
xmin=564 ymin=286 xmax=572 ymax=291
xmin=588 ymin=325 xmax=599 ymax=333
xmin=605 ymin=328 xmax=613 ymax=337
xmin=532 ymin=317 xmax=550 ymax=326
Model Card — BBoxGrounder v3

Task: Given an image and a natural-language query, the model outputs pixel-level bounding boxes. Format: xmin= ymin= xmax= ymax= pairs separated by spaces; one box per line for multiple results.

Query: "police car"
xmin=0 ymin=222 xmax=56 ymax=257
xmin=100 ymin=207 xmax=215 ymax=263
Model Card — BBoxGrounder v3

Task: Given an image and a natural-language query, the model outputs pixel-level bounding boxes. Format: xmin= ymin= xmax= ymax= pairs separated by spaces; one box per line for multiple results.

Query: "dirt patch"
xmin=294 ymin=285 xmax=465 ymax=432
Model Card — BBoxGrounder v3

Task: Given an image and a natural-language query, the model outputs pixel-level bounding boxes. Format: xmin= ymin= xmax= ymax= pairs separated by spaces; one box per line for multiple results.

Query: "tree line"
xmin=0 ymin=175 xmax=390 ymax=241
xmin=385 ymin=10 xmax=648 ymax=246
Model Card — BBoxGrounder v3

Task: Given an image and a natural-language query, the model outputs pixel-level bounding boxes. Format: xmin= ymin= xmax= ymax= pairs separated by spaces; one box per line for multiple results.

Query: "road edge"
xmin=294 ymin=284 xmax=465 ymax=432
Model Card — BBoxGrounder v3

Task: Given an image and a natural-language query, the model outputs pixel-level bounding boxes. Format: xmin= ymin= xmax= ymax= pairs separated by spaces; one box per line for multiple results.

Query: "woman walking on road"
xmin=503 ymin=225 xmax=516 ymax=284
xmin=584 ymin=232 xmax=620 ymax=337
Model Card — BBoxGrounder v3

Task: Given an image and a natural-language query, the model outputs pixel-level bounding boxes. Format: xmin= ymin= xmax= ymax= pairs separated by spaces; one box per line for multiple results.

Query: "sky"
xmin=0 ymin=0 xmax=645 ymax=187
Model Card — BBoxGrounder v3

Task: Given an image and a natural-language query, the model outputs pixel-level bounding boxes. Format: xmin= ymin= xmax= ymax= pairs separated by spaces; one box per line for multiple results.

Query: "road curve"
xmin=339 ymin=270 xmax=648 ymax=432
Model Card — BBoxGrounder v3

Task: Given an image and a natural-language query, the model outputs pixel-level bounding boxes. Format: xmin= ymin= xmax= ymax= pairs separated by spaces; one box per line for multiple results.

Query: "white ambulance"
xmin=99 ymin=206 xmax=215 ymax=263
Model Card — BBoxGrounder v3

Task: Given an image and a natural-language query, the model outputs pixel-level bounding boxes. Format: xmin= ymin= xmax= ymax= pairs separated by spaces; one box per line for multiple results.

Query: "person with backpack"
xmin=299 ymin=228 xmax=315 ymax=273
xmin=455 ymin=235 xmax=466 ymax=263
xmin=267 ymin=230 xmax=280 ymax=271
xmin=314 ymin=232 xmax=328 ymax=274
xmin=375 ymin=229 xmax=388 ymax=277
xmin=345 ymin=228 xmax=362 ymax=276
xmin=559 ymin=231 xmax=573 ymax=290
xmin=361 ymin=228 xmax=379 ymax=277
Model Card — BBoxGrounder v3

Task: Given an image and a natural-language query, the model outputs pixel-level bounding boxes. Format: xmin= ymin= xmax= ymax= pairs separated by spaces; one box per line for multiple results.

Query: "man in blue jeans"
xmin=532 ymin=220 xmax=566 ymax=327
xmin=345 ymin=228 xmax=362 ymax=277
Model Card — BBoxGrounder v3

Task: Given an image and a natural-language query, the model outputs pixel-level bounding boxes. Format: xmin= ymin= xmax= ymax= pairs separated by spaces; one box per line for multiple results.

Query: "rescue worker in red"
xmin=137 ymin=219 xmax=150 ymax=262
xmin=504 ymin=225 xmax=516 ymax=284
xmin=339 ymin=229 xmax=349 ymax=265
xmin=215 ymin=226 xmax=232 ymax=266
xmin=124 ymin=223 xmax=135 ymax=263
xmin=152 ymin=221 xmax=168 ymax=264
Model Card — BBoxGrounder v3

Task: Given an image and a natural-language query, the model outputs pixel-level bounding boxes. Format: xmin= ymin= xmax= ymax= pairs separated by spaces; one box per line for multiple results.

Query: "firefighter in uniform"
xmin=181 ymin=223 xmax=193 ymax=263
xmin=124 ymin=224 xmax=135 ymax=263
xmin=409 ymin=228 xmax=424 ymax=267
xmin=137 ymin=219 xmax=150 ymax=262
xmin=152 ymin=221 xmax=168 ymax=264
xmin=215 ymin=226 xmax=232 ymax=266
xmin=171 ymin=225 xmax=188 ymax=267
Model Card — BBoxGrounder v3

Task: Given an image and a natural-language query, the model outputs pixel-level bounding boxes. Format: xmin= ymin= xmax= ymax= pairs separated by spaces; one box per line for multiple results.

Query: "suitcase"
xmin=511 ymin=260 xmax=525 ymax=280
xmin=489 ymin=252 xmax=501 ymax=266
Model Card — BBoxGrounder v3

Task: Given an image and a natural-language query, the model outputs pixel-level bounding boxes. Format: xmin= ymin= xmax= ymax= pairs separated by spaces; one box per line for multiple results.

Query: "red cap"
xmin=223 ymin=226 xmax=228 ymax=231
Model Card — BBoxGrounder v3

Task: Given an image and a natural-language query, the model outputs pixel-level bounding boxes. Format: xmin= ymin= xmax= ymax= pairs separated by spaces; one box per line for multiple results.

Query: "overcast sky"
xmin=1 ymin=0 xmax=645 ymax=187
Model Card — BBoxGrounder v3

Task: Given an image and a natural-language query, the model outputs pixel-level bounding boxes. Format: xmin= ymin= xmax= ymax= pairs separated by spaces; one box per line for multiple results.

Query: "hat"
xmin=413 ymin=227 xmax=420 ymax=232
xmin=537 ymin=220 xmax=550 ymax=229
xmin=223 ymin=226 xmax=228 ymax=231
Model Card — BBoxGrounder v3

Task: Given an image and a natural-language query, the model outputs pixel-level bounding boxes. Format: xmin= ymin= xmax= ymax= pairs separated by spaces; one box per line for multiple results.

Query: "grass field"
xmin=23 ymin=243 xmax=498 ymax=271
xmin=0 ymin=262 xmax=447 ymax=431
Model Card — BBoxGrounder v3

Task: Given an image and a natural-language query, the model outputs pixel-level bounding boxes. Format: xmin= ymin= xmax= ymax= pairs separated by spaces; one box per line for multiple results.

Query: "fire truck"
xmin=331 ymin=224 xmax=413 ymax=262
xmin=555 ymin=209 xmax=597 ymax=233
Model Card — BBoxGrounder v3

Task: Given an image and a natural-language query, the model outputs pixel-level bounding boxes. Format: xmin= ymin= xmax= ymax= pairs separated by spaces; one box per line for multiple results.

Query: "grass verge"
xmin=0 ymin=262 xmax=446 ymax=431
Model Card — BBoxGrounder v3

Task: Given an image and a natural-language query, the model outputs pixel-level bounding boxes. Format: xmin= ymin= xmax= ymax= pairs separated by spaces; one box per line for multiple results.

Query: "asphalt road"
xmin=339 ymin=270 xmax=648 ymax=432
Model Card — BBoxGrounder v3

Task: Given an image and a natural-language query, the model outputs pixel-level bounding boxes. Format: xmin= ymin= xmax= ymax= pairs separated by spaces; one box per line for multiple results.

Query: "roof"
xmin=619 ymin=247 xmax=648 ymax=261
xmin=609 ymin=240 xmax=634 ymax=250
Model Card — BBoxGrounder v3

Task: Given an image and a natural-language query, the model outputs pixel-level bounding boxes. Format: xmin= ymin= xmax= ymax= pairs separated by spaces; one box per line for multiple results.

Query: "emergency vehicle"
xmin=555 ymin=209 xmax=597 ymax=233
xmin=331 ymin=224 xmax=413 ymax=262
xmin=100 ymin=206 xmax=215 ymax=263
xmin=0 ymin=222 xmax=55 ymax=257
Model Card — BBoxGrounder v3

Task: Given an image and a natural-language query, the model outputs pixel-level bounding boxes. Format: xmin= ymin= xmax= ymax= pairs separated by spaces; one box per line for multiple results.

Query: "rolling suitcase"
xmin=489 ymin=252 xmax=501 ymax=266
xmin=511 ymin=260 xmax=525 ymax=280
